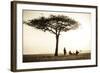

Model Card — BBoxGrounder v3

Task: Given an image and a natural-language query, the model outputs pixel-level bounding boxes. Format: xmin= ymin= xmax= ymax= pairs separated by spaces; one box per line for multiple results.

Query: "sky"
xmin=23 ymin=10 xmax=91 ymax=55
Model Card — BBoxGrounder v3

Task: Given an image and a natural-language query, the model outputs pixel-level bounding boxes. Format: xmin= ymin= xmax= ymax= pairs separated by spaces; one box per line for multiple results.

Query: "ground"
xmin=23 ymin=53 xmax=91 ymax=62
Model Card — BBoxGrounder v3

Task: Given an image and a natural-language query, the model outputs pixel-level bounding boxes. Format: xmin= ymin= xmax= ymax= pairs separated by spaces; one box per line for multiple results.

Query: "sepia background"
xmin=23 ymin=10 xmax=91 ymax=55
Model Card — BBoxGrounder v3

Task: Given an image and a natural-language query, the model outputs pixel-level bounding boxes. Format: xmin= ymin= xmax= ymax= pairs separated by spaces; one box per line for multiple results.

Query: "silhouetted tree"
xmin=25 ymin=15 xmax=79 ymax=56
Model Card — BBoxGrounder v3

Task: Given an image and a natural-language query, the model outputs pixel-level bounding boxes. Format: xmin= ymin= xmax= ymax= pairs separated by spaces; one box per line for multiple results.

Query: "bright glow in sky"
xmin=23 ymin=10 xmax=91 ymax=55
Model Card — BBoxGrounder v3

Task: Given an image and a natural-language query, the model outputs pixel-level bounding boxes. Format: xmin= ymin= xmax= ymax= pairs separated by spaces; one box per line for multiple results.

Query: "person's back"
xmin=64 ymin=48 xmax=66 ymax=55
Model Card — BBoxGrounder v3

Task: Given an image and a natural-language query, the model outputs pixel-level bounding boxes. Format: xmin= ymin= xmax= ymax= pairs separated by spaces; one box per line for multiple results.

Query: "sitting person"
xmin=76 ymin=50 xmax=79 ymax=55
xmin=69 ymin=50 xmax=72 ymax=55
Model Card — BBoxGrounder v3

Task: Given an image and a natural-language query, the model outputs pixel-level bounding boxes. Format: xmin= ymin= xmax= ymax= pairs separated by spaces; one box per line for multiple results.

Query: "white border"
xmin=17 ymin=3 xmax=96 ymax=69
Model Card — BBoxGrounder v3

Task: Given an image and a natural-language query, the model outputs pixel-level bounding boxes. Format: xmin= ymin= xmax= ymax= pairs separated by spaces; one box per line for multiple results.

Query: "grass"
xmin=23 ymin=53 xmax=91 ymax=62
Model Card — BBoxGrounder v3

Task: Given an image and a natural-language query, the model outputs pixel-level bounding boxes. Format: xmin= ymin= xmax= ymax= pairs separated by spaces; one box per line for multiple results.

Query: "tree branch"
xmin=46 ymin=28 xmax=56 ymax=34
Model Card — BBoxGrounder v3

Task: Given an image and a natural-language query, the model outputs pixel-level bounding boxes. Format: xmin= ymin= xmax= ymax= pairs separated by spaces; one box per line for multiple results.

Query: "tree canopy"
xmin=25 ymin=15 xmax=79 ymax=35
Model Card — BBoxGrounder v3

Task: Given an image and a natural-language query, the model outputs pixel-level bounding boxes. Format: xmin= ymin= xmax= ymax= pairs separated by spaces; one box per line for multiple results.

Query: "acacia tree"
xmin=25 ymin=15 xmax=79 ymax=56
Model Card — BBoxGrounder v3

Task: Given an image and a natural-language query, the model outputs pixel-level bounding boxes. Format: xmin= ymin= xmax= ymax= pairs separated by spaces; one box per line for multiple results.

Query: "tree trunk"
xmin=54 ymin=35 xmax=59 ymax=56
